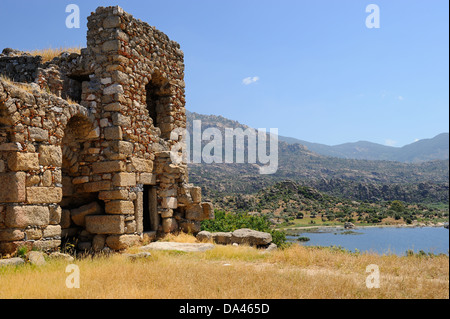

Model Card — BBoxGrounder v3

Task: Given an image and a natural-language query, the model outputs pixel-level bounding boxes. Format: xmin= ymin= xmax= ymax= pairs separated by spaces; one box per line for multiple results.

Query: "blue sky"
xmin=0 ymin=0 xmax=448 ymax=147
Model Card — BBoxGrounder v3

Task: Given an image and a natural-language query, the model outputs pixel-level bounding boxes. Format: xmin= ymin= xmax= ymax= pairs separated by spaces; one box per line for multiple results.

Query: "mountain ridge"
xmin=187 ymin=110 xmax=449 ymax=163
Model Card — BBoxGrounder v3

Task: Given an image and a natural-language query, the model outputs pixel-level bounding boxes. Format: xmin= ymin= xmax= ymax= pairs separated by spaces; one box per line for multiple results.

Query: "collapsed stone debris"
xmin=0 ymin=6 xmax=213 ymax=255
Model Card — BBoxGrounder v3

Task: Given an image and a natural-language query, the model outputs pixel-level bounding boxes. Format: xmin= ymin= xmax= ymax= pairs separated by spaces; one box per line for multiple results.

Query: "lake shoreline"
xmin=283 ymin=222 xmax=448 ymax=231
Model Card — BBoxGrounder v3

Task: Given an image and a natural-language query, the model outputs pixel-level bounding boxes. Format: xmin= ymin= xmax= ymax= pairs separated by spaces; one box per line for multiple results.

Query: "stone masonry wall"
xmin=0 ymin=6 xmax=213 ymax=256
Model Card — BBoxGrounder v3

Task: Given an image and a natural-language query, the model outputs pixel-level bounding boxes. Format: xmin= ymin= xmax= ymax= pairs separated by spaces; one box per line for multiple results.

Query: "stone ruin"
xmin=0 ymin=6 xmax=213 ymax=255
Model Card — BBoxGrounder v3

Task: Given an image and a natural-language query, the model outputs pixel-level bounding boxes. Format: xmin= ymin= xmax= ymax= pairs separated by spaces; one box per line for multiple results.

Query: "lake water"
xmin=287 ymin=226 xmax=449 ymax=256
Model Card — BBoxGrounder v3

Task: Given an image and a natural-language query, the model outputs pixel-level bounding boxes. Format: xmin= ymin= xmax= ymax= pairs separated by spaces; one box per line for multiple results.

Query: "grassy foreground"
xmin=0 ymin=235 xmax=448 ymax=299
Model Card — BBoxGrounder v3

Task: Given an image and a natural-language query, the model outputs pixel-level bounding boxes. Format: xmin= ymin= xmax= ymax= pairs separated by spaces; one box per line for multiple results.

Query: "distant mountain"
xmin=278 ymin=133 xmax=449 ymax=163
xmin=185 ymin=111 xmax=449 ymax=203
xmin=186 ymin=110 xmax=449 ymax=163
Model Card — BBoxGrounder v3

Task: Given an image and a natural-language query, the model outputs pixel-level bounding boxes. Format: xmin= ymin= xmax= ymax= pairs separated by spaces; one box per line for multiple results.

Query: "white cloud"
xmin=385 ymin=139 xmax=397 ymax=147
xmin=414 ymin=138 xmax=420 ymax=142
xmin=242 ymin=76 xmax=259 ymax=85
xmin=398 ymin=96 xmax=404 ymax=101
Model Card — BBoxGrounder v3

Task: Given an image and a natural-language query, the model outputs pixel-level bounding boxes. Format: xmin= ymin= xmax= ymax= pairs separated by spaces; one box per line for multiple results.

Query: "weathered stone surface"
xmin=230 ymin=229 xmax=272 ymax=246
xmin=162 ymin=197 xmax=177 ymax=209
xmin=105 ymin=234 xmax=141 ymax=250
xmin=49 ymin=205 xmax=62 ymax=225
xmin=0 ymin=257 xmax=25 ymax=267
xmin=0 ymin=229 xmax=25 ymax=241
xmin=26 ymin=187 xmax=62 ymax=204
xmin=7 ymin=152 xmax=39 ymax=171
xmin=85 ymin=215 xmax=124 ymax=234
xmin=28 ymin=127 xmax=49 ymax=142
xmin=92 ymin=161 xmax=126 ymax=174
xmin=105 ymin=200 xmax=134 ymax=215
xmin=92 ymin=234 xmax=106 ymax=251
xmin=185 ymin=204 xmax=204 ymax=221
xmin=190 ymin=186 xmax=202 ymax=203
xmin=130 ymin=157 xmax=153 ymax=172
xmin=138 ymin=173 xmax=156 ymax=185
xmin=25 ymin=228 xmax=42 ymax=240
xmin=43 ymin=225 xmax=62 ymax=238
xmin=179 ymin=220 xmax=201 ymax=234
xmin=48 ymin=252 xmax=74 ymax=262
xmin=196 ymin=231 xmax=212 ymax=242
xmin=60 ymin=209 xmax=71 ymax=229
xmin=201 ymin=202 xmax=214 ymax=220
xmin=212 ymin=232 xmax=232 ymax=245
xmin=162 ymin=218 xmax=178 ymax=233
xmin=38 ymin=145 xmax=62 ymax=166
xmin=0 ymin=172 xmax=26 ymax=203
xmin=99 ymin=189 xmax=129 ymax=200
xmin=103 ymin=15 xmax=121 ymax=28
xmin=104 ymin=126 xmax=123 ymax=140
xmin=27 ymin=251 xmax=46 ymax=266
xmin=32 ymin=239 xmax=61 ymax=251
xmin=112 ymin=172 xmax=136 ymax=187
xmin=81 ymin=181 xmax=112 ymax=193
xmin=5 ymin=205 xmax=49 ymax=228
xmin=71 ymin=202 xmax=103 ymax=226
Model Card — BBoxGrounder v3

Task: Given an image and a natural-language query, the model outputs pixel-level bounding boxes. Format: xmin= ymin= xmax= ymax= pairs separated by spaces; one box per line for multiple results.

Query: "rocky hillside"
xmin=187 ymin=111 xmax=449 ymax=163
xmin=211 ymin=180 xmax=449 ymax=226
xmin=186 ymin=110 xmax=449 ymax=204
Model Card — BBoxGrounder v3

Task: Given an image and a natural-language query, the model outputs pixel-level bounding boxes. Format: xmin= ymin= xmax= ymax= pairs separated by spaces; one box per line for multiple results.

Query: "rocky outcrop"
xmin=196 ymin=228 xmax=275 ymax=249
xmin=344 ymin=222 xmax=356 ymax=229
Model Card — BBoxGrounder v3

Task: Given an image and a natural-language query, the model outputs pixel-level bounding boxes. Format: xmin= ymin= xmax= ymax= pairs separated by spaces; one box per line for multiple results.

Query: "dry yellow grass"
xmin=0 ymin=74 xmax=78 ymax=105
xmin=26 ymin=47 xmax=82 ymax=62
xmin=0 ymin=74 xmax=38 ymax=94
xmin=0 ymin=236 xmax=448 ymax=299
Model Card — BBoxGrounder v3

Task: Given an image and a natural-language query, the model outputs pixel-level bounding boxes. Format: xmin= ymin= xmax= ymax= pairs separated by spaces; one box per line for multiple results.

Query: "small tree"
xmin=391 ymin=200 xmax=405 ymax=213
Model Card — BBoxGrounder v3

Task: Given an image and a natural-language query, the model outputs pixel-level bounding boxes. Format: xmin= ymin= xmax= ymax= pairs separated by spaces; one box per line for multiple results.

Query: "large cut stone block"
xmin=92 ymin=161 xmax=126 ymax=174
xmin=71 ymin=202 xmax=103 ymax=226
xmin=112 ymin=172 xmax=136 ymax=187
xmin=0 ymin=229 xmax=25 ymax=241
xmin=29 ymin=127 xmax=49 ymax=142
xmin=104 ymin=126 xmax=123 ymax=140
xmin=99 ymin=190 xmax=129 ymax=200
xmin=201 ymin=202 xmax=214 ymax=220
xmin=81 ymin=181 xmax=112 ymax=193
xmin=85 ymin=215 xmax=124 ymax=235
xmin=26 ymin=187 xmax=62 ymax=204
xmin=5 ymin=205 xmax=49 ymax=228
xmin=138 ymin=173 xmax=156 ymax=185
xmin=130 ymin=157 xmax=153 ymax=172
xmin=105 ymin=200 xmax=134 ymax=215
xmin=189 ymin=186 xmax=202 ymax=204
xmin=162 ymin=218 xmax=178 ymax=233
xmin=0 ymin=172 xmax=26 ymax=202
xmin=38 ymin=145 xmax=62 ymax=167
xmin=185 ymin=204 xmax=204 ymax=221
xmin=105 ymin=234 xmax=141 ymax=250
xmin=161 ymin=197 xmax=177 ymax=209
xmin=7 ymin=152 xmax=39 ymax=171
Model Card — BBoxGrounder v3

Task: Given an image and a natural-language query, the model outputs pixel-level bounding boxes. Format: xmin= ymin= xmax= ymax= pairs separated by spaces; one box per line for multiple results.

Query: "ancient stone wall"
xmin=0 ymin=6 xmax=213 ymax=256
